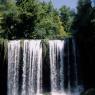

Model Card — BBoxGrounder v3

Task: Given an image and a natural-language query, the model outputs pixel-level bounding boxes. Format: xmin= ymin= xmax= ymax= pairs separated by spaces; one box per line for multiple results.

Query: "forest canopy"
xmin=0 ymin=0 xmax=95 ymax=40
xmin=0 ymin=0 xmax=74 ymax=39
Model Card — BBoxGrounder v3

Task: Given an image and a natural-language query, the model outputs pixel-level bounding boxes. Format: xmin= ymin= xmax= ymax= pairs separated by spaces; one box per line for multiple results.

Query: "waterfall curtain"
xmin=7 ymin=39 xmax=82 ymax=95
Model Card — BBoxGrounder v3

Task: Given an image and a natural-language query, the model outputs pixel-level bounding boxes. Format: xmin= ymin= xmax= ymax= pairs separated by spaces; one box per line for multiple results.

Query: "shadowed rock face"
xmin=0 ymin=40 xmax=7 ymax=95
xmin=81 ymin=88 xmax=95 ymax=95
xmin=76 ymin=33 xmax=95 ymax=89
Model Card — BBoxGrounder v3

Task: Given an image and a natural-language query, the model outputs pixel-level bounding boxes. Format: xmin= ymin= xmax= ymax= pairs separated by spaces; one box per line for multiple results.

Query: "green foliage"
xmin=73 ymin=0 xmax=94 ymax=36
xmin=0 ymin=4 xmax=6 ymax=38
xmin=72 ymin=0 xmax=95 ymax=87
xmin=34 ymin=3 xmax=66 ymax=39
xmin=0 ymin=38 xmax=8 ymax=64
xmin=77 ymin=0 xmax=91 ymax=13
xmin=0 ymin=0 xmax=71 ymax=39
xmin=59 ymin=5 xmax=75 ymax=33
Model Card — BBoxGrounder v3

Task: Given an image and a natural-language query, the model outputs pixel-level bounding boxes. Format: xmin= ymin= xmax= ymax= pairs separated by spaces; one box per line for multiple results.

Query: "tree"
xmin=1 ymin=0 xmax=40 ymax=39
xmin=0 ymin=0 xmax=68 ymax=39
xmin=1 ymin=0 xmax=67 ymax=39
xmin=73 ymin=0 xmax=93 ymax=35
xmin=0 ymin=3 xmax=7 ymax=38
xmin=33 ymin=1 xmax=66 ymax=39
xmin=73 ymin=0 xmax=95 ymax=88
xmin=59 ymin=5 xmax=75 ymax=33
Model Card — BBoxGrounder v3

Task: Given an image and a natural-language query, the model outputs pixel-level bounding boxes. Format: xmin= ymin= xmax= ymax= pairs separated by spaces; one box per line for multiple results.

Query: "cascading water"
xmin=8 ymin=40 xmax=20 ymax=95
xmin=67 ymin=39 xmax=71 ymax=95
xmin=72 ymin=39 xmax=78 ymax=88
xmin=49 ymin=40 xmax=65 ymax=95
xmin=66 ymin=39 xmax=82 ymax=95
xmin=8 ymin=40 xmax=42 ymax=95
xmin=8 ymin=39 xmax=83 ymax=95
xmin=22 ymin=40 xmax=42 ymax=95
xmin=71 ymin=39 xmax=82 ymax=95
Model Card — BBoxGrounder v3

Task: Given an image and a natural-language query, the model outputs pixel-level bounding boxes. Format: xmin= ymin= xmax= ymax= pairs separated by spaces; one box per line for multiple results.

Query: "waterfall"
xmin=67 ymin=39 xmax=71 ymax=95
xmin=72 ymin=39 xmax=78 ymax=87
xmin=72 ymin=39 xmax=82 ymax=95
xmin=22 ymin=40 xmax=42 ymax=95
xmin=8 ymin=40 xmax=20 ymax=95
xmin=8 ymin=39 xmax=83 ymax=95
xmin=49 ymin=40 xmax=65 ymax=95
xmin=8 ymin=40 xmax=42 ymax=95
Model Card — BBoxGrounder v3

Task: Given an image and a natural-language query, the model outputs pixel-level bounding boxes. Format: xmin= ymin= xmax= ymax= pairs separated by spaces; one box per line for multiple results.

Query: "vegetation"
xmin=59 ymin=5 xmax=75 ymax=33
xmin=0 ymin=0 xmax=73 ymax=39
xmin=72 ymin=0 xmax=95 ymax=90
xmin=1 ymin=0 xmax=95 ymax=93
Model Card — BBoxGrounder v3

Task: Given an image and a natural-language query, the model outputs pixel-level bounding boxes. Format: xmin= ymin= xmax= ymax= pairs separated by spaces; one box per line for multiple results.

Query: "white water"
xmin=8 ymin=40 xmax=42 ymax=95
xmin=8 ymin=40 xmax=20 ymax=95
xmin=8 ymin=39 xmax=82 ymax=95
xmin=21 ymin=40 xmax=42 ymax=95
xmin=49 ymin=40 xmax=65 ymax=94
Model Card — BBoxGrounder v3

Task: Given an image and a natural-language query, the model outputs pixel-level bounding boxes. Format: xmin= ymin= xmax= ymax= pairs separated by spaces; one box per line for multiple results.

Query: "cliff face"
xmin=0 ymin=39 xmax=7 ymax=95
xmin=76 ymin=34 xmax=95 ymax=90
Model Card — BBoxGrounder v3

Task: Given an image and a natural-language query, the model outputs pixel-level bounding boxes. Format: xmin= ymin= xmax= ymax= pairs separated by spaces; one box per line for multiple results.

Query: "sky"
xmin=44 ymin=0 xmax=78 ymax=9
